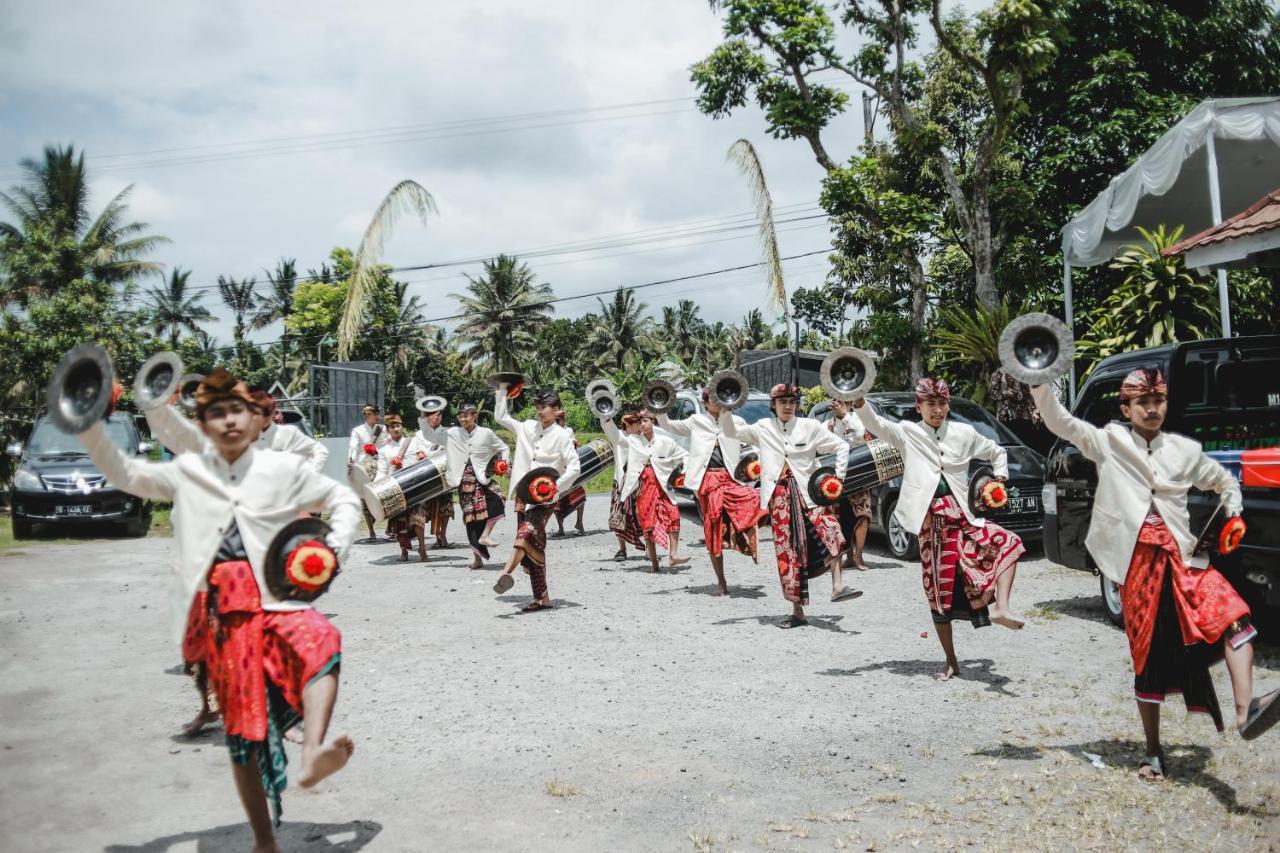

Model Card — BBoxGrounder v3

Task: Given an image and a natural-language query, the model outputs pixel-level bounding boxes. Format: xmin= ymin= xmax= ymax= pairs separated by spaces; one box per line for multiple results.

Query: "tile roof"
xmin=1165 ymin=188 xmax=1280 ymax=256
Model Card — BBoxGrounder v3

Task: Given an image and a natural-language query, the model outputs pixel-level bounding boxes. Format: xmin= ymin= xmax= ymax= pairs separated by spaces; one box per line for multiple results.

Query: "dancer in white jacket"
xmin=620 ymin=409 xmax=688 ymax=572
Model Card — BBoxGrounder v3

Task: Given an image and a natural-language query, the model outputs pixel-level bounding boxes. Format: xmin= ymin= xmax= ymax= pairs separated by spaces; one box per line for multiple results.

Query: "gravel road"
xmin=1 ymin=499 xmax=1277 ymax=852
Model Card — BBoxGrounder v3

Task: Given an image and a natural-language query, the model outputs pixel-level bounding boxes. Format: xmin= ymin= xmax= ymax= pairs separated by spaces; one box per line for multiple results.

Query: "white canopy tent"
xmin=1059 ymin=97 xmax=1280 ymax=402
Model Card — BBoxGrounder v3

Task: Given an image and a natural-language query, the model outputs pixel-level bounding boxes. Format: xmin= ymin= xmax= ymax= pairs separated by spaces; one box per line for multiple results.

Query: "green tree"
xmin=452 ymin=254 xmax=554 ymax=372
xmin=145 ymin=267 xmax=213 ymax=348
xmin=581 ymin=287 xmax=659 ymax=372
xmin=0 ymin=144 xmax=167 ymax=307
xmin=532 ymin=317 xmax=596 ymax=390
xmin=217 ymin=275 xmax=257 ymax=357
xmin=253 ymin=258 xmax=299 ymax=336
xmin=660 ymin=300 xmax=705 ymax=363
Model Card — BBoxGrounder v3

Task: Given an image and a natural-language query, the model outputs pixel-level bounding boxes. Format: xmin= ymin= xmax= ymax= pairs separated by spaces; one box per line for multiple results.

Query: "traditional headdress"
xmin=249 ymin=389 xmax=277 ymax=417
xmin=194 ymin=368 xmax=257 ymax=419
xmin=620 ymin=411 xmax=642 ymax=426
xmin=1119 ymin=367 xmax=1167 ymax=402
xmin=914 ymin=377 xmax=951 ymax=403
xmin=457 ymin=402 xmax=479 ymax=414
xmin=770 ymin=383 xmax=800 ymax=400
xmin=362 ymin=403 xmax=379 ymax=415
xmin=533 ymin=390 xmax=562 ymax=409
xmin=384 ymin=413 xmax=403 ymax=426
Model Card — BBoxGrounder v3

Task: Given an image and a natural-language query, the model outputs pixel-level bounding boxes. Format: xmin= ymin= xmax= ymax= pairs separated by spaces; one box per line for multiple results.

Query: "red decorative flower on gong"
xmin=363 ymin=442 xmax=377 ymax=456
xmin=284 ymin=540 xmax=337 ymax=592
xmin=1219 ymin=516 xmax=1246 ymax=554
xmin=981 ymin=480 xmax=1008 ymax=509
xmin=529 ymin=475 xmax=556 ymax=503
xmin=493 ymin=459 xmax=510 ymax=476
xmin=745 ymin=460 xmax=762 ymax=481
xmin=819 ymin=474 xmax=842 ymax=501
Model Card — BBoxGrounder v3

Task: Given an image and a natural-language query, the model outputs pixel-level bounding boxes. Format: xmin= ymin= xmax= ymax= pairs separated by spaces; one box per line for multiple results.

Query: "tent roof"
xmin=1164 ymin=187 xmax=1280 ymax=269
xmin=1061 ymin=97 xmax=1280 ymax=267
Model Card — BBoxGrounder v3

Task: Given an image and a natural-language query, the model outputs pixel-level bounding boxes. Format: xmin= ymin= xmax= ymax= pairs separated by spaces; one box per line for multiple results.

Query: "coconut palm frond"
xmin=337 ymin=180 xmax=438 ymax=358
xmin=727 ymin=139 xmax=786 ymax=316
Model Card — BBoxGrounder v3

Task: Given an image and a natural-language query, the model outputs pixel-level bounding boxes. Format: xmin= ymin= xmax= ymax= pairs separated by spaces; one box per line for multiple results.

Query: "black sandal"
xmin=1241 ymin=688 xmax=1280 ymax=740
xmin=521 ymin=601 xmax=552 ymax=612
xmin=778 ymin=615 xmax=808 ymax=629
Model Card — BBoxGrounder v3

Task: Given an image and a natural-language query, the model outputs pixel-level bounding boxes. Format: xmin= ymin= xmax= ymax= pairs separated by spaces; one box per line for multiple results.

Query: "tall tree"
xmin=146 ymin=266 xmax=213 ymax=347
xmin=253 ymin=258 xmax=299 ymax=335
xmin=581 ymin=287 xmax=658 ymax=372
xmin=727 ymin=139 xmax=788 ymax=317
xmin=217 ymin=275 xmax=257 ymax=357
xmin=452 ymin=254 xmax=554 ymax=372
xmin=0 ymin=144 xmax=167 ymax=306
xmin=692 ymin=0 xmax=1065 ymax=309
xmin=660 ymin=299 xmax=705 ymax=363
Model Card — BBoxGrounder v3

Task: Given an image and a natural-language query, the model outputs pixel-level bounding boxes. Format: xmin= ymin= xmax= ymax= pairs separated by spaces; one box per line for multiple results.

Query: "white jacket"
xmin=857 ymin=402 xmax=1007 ymax=534
xmin=347 ymin=422 xmax=392 ymax=464
xmin=417 ymin=423 xmax=510 ymax=488
xmin=830 ymin=411 xmax=868 ymax=447
xmin=145 ymin=405 xmax=328 ymax=472
xmin=79 ymin=421 xmax=360 ymax=647
xmin=494 ymin=390 xmax=581 ymax=500
xmin=1031 ymin=384 xmax=1241 ymax=583
xmin=720 ymin=412 xmax=849 ymax=510
xmin=620 ymin=432 xmax=687 ymax=501
xmin=599 ymin=419 xmax=637 ymax=487
xmin=657 ymin=411 xmax=748 ymax=491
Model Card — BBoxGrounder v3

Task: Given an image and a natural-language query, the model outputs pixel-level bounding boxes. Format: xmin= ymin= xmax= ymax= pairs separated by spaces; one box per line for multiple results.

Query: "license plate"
xmin=56 ymin=504 xmax=93 ymax=516
xmin=1008 ymin=497 xmax=1037 ymax=513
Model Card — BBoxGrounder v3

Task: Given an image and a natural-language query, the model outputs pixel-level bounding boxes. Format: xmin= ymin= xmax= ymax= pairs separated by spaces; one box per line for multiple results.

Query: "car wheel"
xmin=1099 ymin=574 xmax=1124 ymax=628
xmin=884 ymin=498 xmax=918 ymax=561
xmin=12 ymin=517 xmax=33 ymax=539
xmin=123 ymin=515 xmax=149 ymax=537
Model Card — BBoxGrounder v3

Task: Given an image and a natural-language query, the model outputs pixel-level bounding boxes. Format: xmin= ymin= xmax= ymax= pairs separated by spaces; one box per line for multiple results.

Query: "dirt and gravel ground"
xmin=1 ymin=499 xmax=1277 ymax=852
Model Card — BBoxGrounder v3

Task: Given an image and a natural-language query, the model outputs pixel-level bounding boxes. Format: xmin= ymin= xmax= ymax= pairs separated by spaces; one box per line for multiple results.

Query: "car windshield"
xmin=26 ymin=420 xmax=133 ymax=456
xmin=871 ymin=398 xmax=1021 ymax=445
xmin=738 ymin=399 xmax=774 ymax=425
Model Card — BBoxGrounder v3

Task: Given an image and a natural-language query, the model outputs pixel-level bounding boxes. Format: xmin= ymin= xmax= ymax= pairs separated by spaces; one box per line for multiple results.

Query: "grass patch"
xmin=543 ymin=779 xmax=581 ymax=797
xmin=0 ymin=517 xmax=17 ymax=552
xmin=1026 ymin=603 xmax=1062 ymax=622
xmin=687 ymin=830 xmax=713 ymax=852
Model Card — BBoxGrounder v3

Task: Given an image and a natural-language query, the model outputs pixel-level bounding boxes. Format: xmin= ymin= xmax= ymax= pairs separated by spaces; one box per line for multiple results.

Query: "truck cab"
xmin=1042 ymin=335 xmax=1280 ymax=624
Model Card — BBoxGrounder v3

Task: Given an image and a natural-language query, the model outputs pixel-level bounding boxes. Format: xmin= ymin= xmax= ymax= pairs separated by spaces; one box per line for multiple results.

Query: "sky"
xmin=0 ymin=1 xmax=958 ymax=348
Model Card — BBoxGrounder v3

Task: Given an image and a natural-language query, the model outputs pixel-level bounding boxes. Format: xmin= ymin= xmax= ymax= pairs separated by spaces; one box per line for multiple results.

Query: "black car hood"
xmin=23 ymin=455 xmax=108 ymax=477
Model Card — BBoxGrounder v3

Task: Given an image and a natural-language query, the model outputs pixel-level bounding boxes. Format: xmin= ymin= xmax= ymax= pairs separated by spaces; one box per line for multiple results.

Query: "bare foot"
xmin=398 ymin=551 xmax=408 ymax=563
xmin=669 ymin=556 xmax=690 ymax=567
xmin=299 ymin=735 xmax=355 ymax=788
xmin=180 ymin=708 xmax=218 ymax=738
xmin=991 ymin=608 xmax=1025 ymax=630
xmin=647 ymin=564 xmax=660 ymax=573
xmin=480 ymin=537 xmax=499 ymax=547
xmin=284 ymin=725 xmax=304 ymax=745
xmin=252 ymin=841 xmax=281 ymax=853
xmin=418 ymin=548 xmax=429 ymax=563
xmin=936 ymin=661 xmax=959 ymax=681
xmin=469 ymin=559 xmax=483 ymax=570
xmin=714 ymin=585 xmax=728 ymax=597
xmin=853 ymin=558 xmax=868 ymax=571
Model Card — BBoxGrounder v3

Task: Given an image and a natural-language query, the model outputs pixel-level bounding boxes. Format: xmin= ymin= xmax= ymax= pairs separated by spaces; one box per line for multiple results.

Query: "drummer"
xmin=826 ymin=397 xmax=872 ymax=571
xmin=375 ymin=414 xmax=429 ymax=562
xmin=348 ymin=404 xmax=390 ymax=542
xmin=416 ymin=402 xmax=455 ymax=549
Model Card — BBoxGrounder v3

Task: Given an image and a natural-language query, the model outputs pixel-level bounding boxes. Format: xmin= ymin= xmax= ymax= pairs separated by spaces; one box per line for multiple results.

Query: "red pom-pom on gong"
xmin=363 ymin=442 xmax=377 ymax=456
xmin=529 ymin=475 xmax=556 ymax=503
xmin=391 ymin=456 xmax=403 ymax=470
xmin=981 ymin=480 xmax=1008 ymax=509
xmin=674 ymin=474 xmax=685 ymax=489
xmin=820 ymin=474 xmax=842 ymax=500
xmin=493 ymin=459 xmax=509 ymax=476
xmin=746 ymin=460 xmax=762 ymax=481
xmin=1219 ymin=516 xmax=1246 ymax=554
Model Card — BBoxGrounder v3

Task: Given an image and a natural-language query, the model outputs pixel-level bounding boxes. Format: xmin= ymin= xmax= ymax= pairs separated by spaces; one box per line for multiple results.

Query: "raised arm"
xmin=852 ymin=400 xmax=906 ymax=449
xmin=290 ymin=464 xmax=361 ymax=560
xmin=1029 ymin=384 xmax=1108 ymax=462
xmin=347 ymin=428 xmax=361 ymax=464
xmin=599 ymin=416 xmax=621 ymax=444
xmin=144 ymin=404 xmax=206 ymax=455
xmin=1192 ymin=452 xmax=1244 ymax=517
xmin=718 ymin=409 xmax=758 ymax=445
xmin=656 ymin=412 xmax=692 ymax=437
xmin=79 ymin=421 xmax=179 ymax=501
xmin=969 ymin=431 xmax=1009 ymax=479
xmin=811 ymin=423 xmax=851 ymax=479
xmin=494 ymin=388 xmax=520 ymax=435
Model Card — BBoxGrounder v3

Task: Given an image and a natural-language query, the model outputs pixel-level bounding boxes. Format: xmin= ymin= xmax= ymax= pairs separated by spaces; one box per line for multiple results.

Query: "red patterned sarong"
xmin=696 ymin=468 xmax=764 ymax=559
xmin=609 ymin=480 xmax=642 ymax=547
xmin=919 ymin=495 xmax=1024 ymax=618
xmin=182 ymin=591 xmax=216 ymax=710
xmin=769 ymin=471 xmax=844 ymax=604
xmin=460 ymin=461 xmax=505 ymax=560
xmin=387 ymin=503 xmax=427 ymax=551
xmin=555 ymin=485 xmax=587 ymax=523
xmin=1122 ymin=517 xmax=1254 ymax=700
xmin=636 ymin=464 xmax=680 ymax=549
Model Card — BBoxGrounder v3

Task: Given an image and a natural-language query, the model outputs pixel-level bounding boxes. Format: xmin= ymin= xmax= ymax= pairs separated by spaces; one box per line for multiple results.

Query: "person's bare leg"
xmin=830 ymin=556 xmax=847 ymax=597
xmin=364 ymin=515 xmax=376 ymax=542
xmin=574 ymin=505 xmax=585 ymax=534
xmin=182 ymin=671 xmax=218 ymax=737
xmin=935 ymin=622 xmax=959 ymax=680
xmin=1137 ymin=701 xmax=1164 ymax=778
xmin=298 ymin=673 xmax=354 ymax=788
xmin=417 ymin=526 xmax=428 ymax=562
xmin=1224 ymin=641 xmax=1255 ymax=730
xmin=646 ymin=539 xmax=660 ymax=572
xmin=668 ymin=530 xmax=690 ymax=567
xmin=231 ymin=752 xmax=279 ymax=853
xmin=792 ymin=602 xmax=806 ymax=622
xmin=990 ymin=565 xmax=1024 ymax=629
xmin=501 ymin=547 xmax=522 ymax=577
xmin=853 ymin=519 xmax=869 ymax=569
xmin=480 ymin=519 xmax=499 ymax=548
xmin=710 ymin=553 xmax=728 ymax=596
xmin=613 ymin=534 xmax=628 ymax=559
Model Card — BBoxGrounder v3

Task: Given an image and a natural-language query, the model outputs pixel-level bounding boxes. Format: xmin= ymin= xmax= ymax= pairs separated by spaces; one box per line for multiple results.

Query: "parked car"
xmin=1042 ymin=334 xmax=1280 ymax=626
xmin=810 ymin=394 xmax=1047 ymax=560
xmin=7 ymin=413 xmax=154 ymax=538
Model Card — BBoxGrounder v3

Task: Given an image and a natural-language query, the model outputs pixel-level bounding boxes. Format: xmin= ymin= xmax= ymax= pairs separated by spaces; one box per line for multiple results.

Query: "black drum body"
xmin=571 ymin=438 xmax=614 ymax=489
xmin=807 ymin=440 xmax=904 ymax=505
xmin=361 ymin=451 xmax=449 ymax=522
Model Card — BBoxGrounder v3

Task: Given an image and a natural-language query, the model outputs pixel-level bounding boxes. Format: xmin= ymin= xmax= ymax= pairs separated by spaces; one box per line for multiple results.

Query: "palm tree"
xmin=338 ymin=180 xmax=437 ymax=358
xmin=660 ymin=299 xmax=704 ymax=363
xmin=217 ymin=275 xmax=257 ymax=357
xmin=452 ymin=254 xmax=555 ymax=372
xmin=146 ymin=267 xmax=213 ymax=347
xmin=696 ymin=321 xmax=735 ymax=369
xmin=0 ymin=144 xmax=168 ymax=306
xmin=733 ymin=308 xmax=773 ymax=351
xmin=581 ymin=287 xmax=658 ymax=372
xmin=727 ymin=139 xmax=786 ymax=318
xmin=252 ymin=258 xmax=299 ymax=336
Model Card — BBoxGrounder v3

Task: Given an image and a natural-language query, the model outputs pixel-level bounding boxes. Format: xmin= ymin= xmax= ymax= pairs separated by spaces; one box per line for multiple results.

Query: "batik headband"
xmin=1119 ymin=368 xmax=1167 ymax=402
xmin=194 ymin=368 xmax=257 ymax=418
xmin=914 ymin=377 xmax=951 ymax=403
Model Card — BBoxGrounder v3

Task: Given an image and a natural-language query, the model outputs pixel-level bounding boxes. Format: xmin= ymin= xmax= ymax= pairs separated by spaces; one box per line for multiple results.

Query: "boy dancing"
xmin=721 ymin=384 xmax=855 ymax=627
xmin=80 ymin=367 xmax=359 ymax=852
xmin=827 ymin=397 xmax=872 ymax=571
xmin=1030 ymin=369 xmax=1278 ymax=777
xmin=855 ymin=379 xmax=1026 ymax=680
xmin=493 ymin=385 xmax=581 ymax=611
xmin=599 ymin=409 xmax=644 ymax=561
xmin=659 ymin=387 xmax=765 ymax=594
xmin=375 ymin=413 xmax=429 ymax=562
xmin=620 ymin=408 xmax=689 ymax=572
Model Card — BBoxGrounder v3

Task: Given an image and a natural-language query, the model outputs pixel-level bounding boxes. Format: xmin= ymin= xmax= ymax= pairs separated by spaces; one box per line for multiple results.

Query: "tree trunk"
xmin=971 ymin=185 xmax=998 ymax=309
xmin=908 ymin=253 xmax=927 ymax=383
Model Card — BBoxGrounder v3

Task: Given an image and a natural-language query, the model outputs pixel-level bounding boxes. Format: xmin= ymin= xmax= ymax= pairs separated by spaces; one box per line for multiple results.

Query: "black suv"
xmin=810 ymin=393 xmax=1047 ymax=559
xmin=1043 ymin=335 xmax=1280 ymax=625
xmin=6 ymin=413 xmax=153 ymax=538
